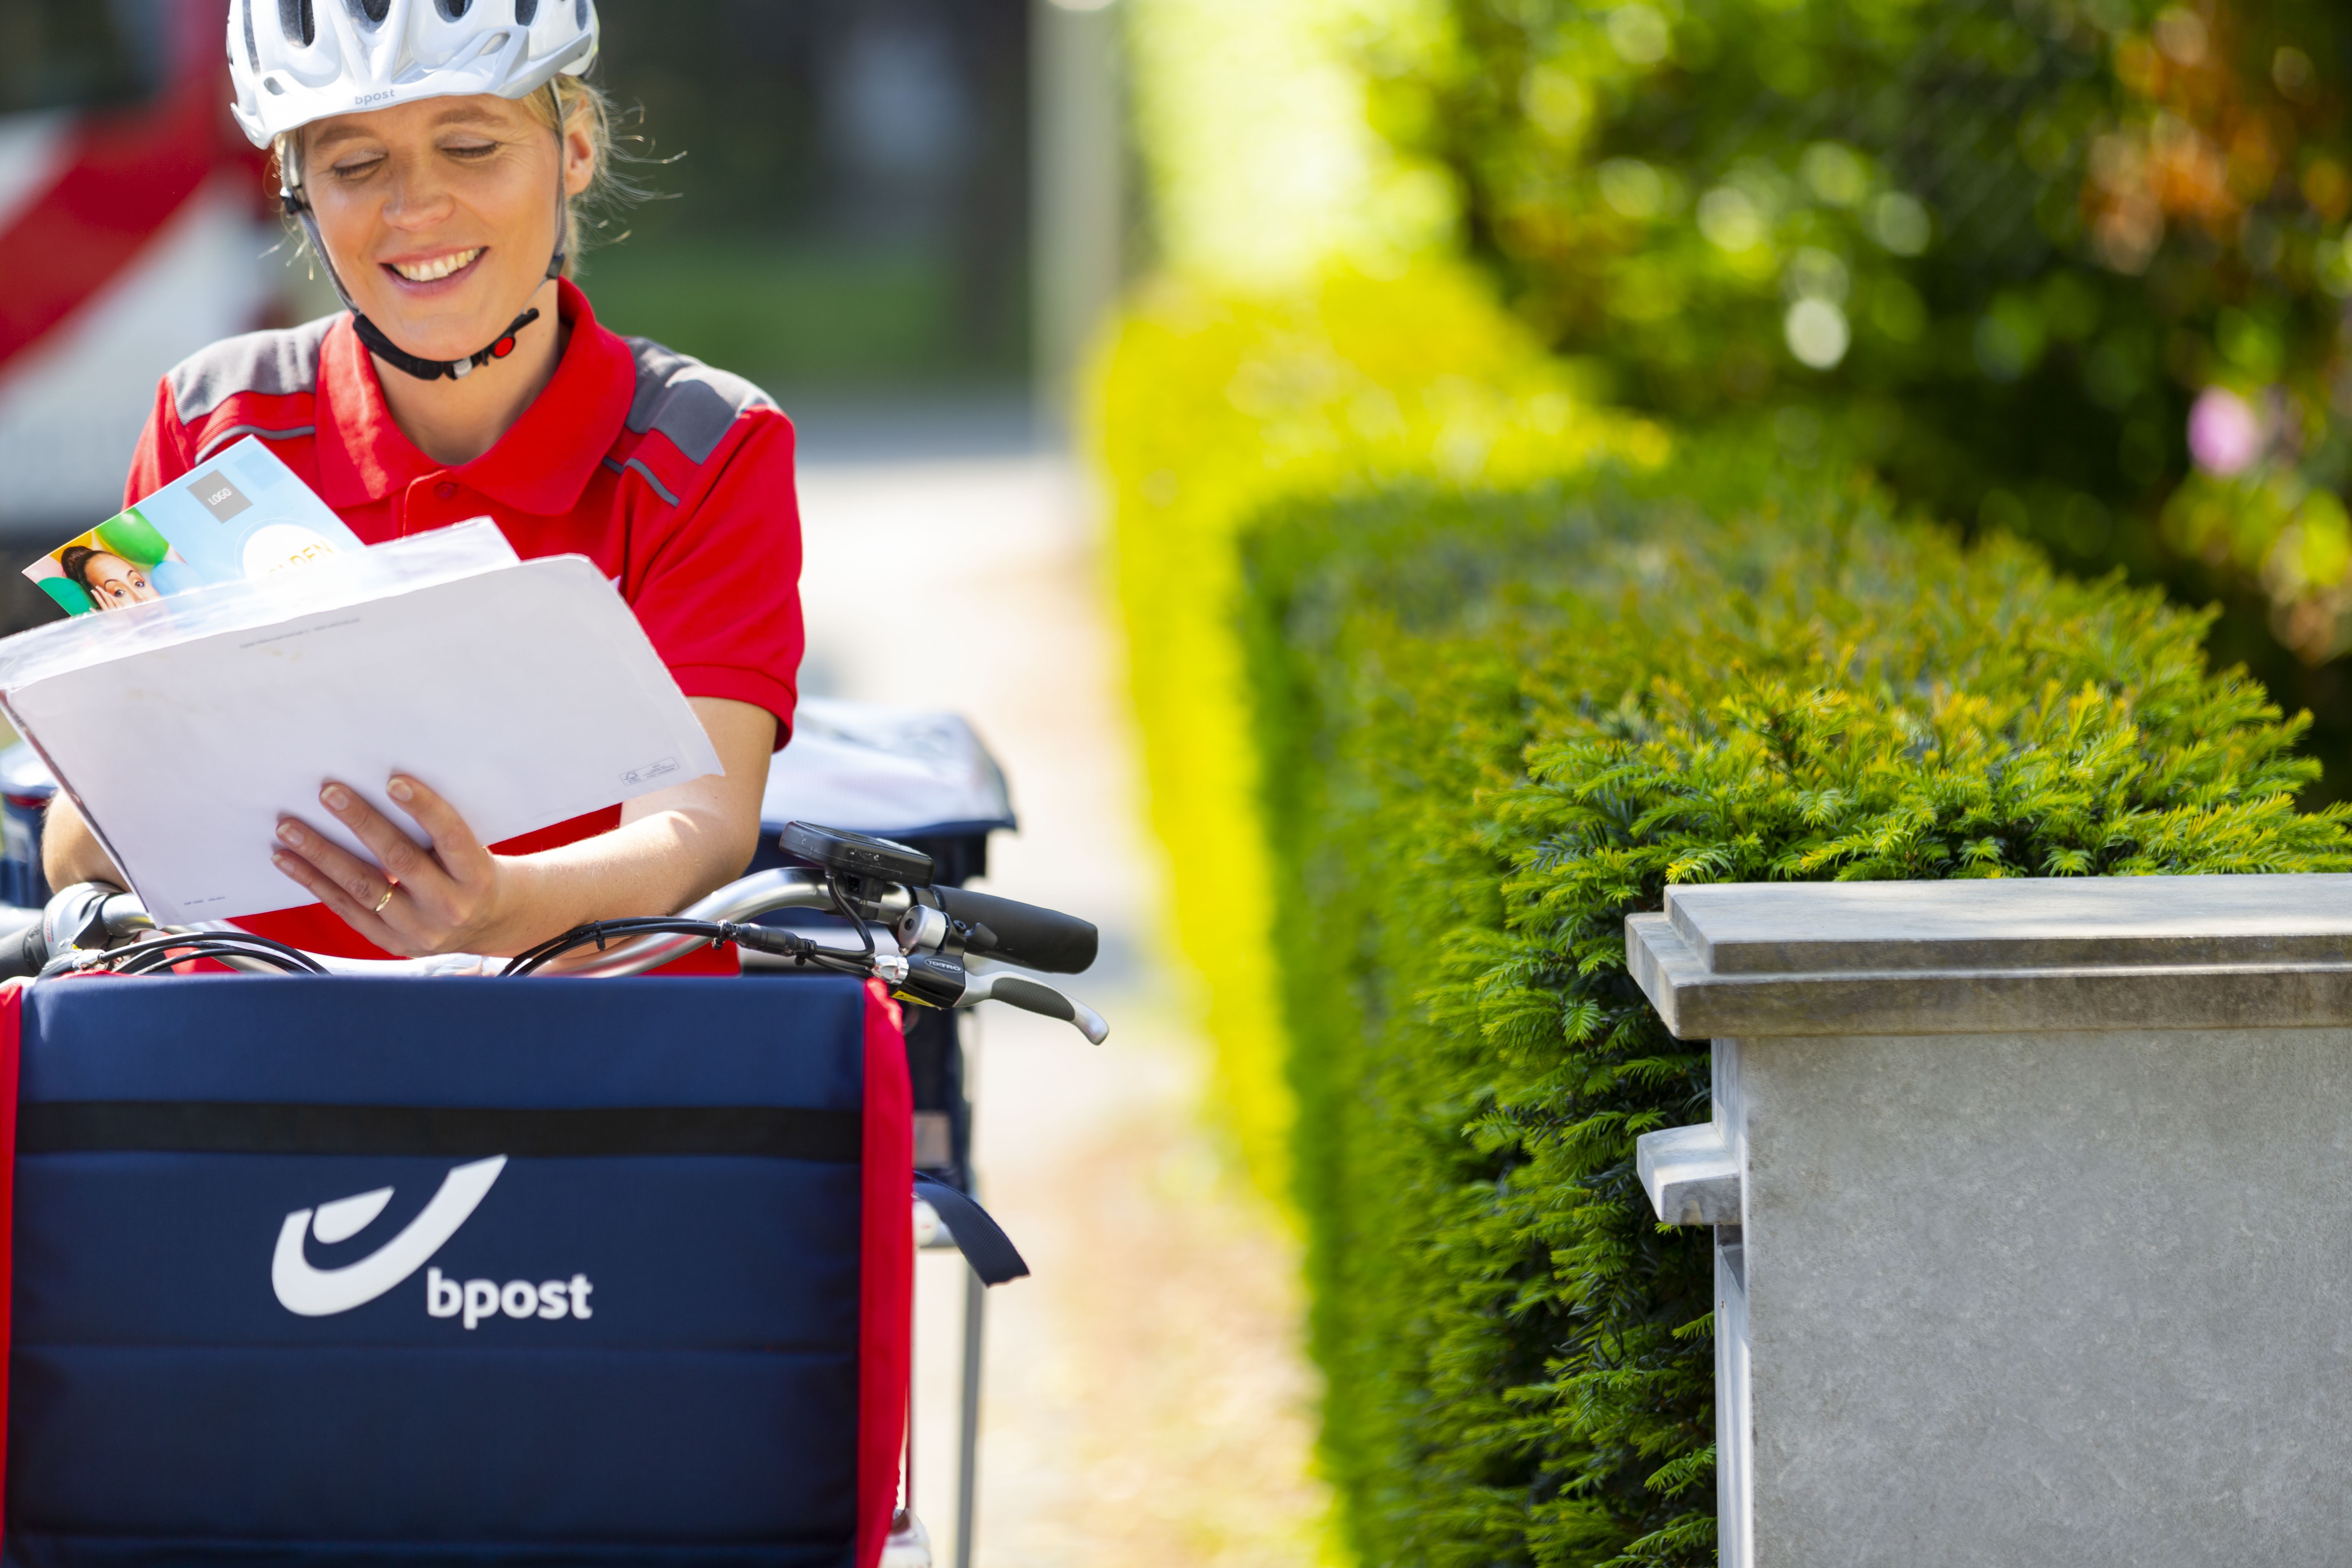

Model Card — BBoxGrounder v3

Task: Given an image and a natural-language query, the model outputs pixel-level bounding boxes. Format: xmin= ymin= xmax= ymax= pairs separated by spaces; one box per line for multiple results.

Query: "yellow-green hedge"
xmin=1089 ymin=263 xmax=1667 ymax=1193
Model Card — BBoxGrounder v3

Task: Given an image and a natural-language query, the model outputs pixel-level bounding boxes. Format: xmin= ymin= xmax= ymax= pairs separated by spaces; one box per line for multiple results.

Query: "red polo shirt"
xmin=122 ymin=280 xmax=803 ymax=963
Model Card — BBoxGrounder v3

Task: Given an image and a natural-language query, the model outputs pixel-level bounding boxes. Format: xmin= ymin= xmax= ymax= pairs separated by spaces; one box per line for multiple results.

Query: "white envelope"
xmin=0 ymin=531 xmax=722 ymax=923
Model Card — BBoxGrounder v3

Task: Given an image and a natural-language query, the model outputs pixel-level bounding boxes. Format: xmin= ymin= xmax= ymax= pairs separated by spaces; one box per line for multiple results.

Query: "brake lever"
xmin=955 ymin=969 xmax=1109 ymax=1045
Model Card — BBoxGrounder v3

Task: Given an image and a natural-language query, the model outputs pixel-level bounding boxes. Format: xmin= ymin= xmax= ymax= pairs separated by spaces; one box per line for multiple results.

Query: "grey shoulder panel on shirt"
xmin=167 ymin=315 xmax=340 ymax=424
xmin=621 ymin=336 xmax=779 ymax=466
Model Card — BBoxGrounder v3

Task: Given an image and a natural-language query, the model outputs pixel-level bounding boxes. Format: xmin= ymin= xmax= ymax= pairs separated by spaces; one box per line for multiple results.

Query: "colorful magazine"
xmin=24 ymin=437 xmax=365 ymax=616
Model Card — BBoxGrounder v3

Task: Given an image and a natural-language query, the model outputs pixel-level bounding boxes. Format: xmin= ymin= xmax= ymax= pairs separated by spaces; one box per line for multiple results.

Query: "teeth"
xmin=392 ymin=249 xmax=480 ymax=282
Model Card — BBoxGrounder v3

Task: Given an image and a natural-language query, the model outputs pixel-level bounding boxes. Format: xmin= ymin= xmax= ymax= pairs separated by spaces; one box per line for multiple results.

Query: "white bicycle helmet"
xmin=229 ymin=0 xmax=600 ymax=148
xmin=227 ymin=0 xmax=601 ymax=382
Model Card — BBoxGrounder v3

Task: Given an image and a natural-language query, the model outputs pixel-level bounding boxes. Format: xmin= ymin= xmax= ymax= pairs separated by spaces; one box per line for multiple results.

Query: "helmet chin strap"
xmin=348 ymin=282 xmax=551 ymax=383
xmin=279 ymin=136 xmax=568 ymax=384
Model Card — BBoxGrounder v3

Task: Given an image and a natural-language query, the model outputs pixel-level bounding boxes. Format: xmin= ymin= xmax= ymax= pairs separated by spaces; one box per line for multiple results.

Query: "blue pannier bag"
xmin=0 ymin=973 xmax=915 ymax=1568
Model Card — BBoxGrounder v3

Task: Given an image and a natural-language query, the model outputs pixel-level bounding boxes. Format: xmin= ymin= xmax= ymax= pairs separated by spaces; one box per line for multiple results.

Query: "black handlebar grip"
xmin=989 ymin=975 xmax=1078 ymax=1024
xmin=0 ymin=918 xmax=46 ymax=982
xmin=932 ymin=888 xmax=1098 ymax=975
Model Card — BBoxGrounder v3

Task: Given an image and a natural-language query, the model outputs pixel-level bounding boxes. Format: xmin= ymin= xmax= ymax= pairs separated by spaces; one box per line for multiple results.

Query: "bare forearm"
xmin=484 ymin=696 xmax=775 ymax=946
xmin=40 ymin=795 xmax=124 ymax=890
xmin=492 ymin=803 xmax=759 ymax=947
xmin=42 ymin=792 xmax=745 ymax=932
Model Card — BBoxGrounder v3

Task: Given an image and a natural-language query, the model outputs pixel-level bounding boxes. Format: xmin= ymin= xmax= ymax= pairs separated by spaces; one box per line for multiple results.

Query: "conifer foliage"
xmin=1242 ymin=467 xmax=2352 ymax=1565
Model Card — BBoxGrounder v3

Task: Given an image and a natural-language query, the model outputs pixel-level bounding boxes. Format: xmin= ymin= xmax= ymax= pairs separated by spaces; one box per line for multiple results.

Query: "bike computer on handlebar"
xmin=778 ymin=822 xmax=935 ymax=888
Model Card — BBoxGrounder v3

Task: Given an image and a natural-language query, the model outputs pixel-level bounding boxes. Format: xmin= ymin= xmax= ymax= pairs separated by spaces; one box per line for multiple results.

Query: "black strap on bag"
xmin=914 ymin=1174 xmax=1028 ymax=1286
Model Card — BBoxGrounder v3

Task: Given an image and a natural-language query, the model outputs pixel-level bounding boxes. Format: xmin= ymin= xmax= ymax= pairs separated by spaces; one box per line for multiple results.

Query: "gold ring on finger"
xmin=373 ymin=886 xmax=396 ymax=915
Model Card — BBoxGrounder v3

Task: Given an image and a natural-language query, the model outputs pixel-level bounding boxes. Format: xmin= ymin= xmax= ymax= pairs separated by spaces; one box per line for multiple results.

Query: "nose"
xmin=379 ymin=156 xmax=460 ymax=233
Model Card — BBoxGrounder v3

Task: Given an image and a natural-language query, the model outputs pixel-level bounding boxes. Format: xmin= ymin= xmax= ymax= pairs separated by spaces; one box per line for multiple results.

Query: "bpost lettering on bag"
xmin=270 ymin=1154 xmax=595 ymax=1328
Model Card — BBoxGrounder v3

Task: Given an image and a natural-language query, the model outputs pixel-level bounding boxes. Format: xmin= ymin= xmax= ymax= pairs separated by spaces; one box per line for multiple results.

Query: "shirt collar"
xmin=311 ymin=279 xmax=636 ymax=518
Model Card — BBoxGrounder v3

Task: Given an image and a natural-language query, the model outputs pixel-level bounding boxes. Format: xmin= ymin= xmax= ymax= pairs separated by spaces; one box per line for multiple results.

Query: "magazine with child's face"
xmin=24 ymin=438 xmax=364 ymax=617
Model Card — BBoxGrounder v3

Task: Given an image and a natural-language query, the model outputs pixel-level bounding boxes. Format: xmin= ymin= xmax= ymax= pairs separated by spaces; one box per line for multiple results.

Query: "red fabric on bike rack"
xmin=856 ymin=979 xmax=914 ymax=1568
xmin=0 ymin=986 xmax=20 ymax=1549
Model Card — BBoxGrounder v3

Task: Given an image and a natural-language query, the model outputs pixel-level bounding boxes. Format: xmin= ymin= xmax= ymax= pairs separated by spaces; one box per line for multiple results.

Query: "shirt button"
xmin=436 ymin=482 xmax=458 ymax=500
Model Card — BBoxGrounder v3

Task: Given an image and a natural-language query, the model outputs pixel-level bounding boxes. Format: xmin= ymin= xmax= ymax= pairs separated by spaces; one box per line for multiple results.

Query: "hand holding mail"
xmin=272 ymin=775 xmax=519 ymax=958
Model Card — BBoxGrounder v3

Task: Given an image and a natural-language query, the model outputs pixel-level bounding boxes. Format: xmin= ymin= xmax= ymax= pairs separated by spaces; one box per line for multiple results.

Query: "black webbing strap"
xmin=17 ymin=1102 xmax=862 ymax=1161
xmin=915 ymin=1174 xmax=1029 ymax=1287
xmin=352 ymin=304 xmax=544 ymax=382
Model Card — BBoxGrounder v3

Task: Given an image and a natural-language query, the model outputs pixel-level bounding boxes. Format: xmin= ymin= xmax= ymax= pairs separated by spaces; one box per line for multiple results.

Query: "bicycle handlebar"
xmin=552 ymin=868 xmax=860 ymax=977
xmin=923 ymin=887 xmax=1098 ymax=975
xmin=0 ymin=829 xmax=1108 ymax=1044
xmin=0 ymin=914 xmax=37 ymax=981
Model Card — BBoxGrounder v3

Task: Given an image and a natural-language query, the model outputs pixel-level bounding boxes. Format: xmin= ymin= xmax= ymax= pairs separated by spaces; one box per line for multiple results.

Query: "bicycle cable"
xmin=66 ymin=933 xmax=331 ymax=977
xmin=498 ymin=917 xmax=743 ymax=978
xmin=826 ymin=874 xmax=877 ymax=961
xmin=498 ymin=917 xmax=875 ymax=980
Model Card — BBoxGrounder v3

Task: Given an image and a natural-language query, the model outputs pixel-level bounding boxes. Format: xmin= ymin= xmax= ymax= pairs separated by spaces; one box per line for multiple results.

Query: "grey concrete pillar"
xmin=1627 ymin=876 xmax=2352 ymax=1567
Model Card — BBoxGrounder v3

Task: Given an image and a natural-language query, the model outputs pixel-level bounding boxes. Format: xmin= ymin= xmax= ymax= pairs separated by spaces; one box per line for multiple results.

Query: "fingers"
xmin=274 ymin=814 xmax=394 ymax=905
xmin=382 ymin=775 xmax=493 ymax=881
xmin=274 ymin=777 xmax=499 ymax=957
xmin=270 ymin=829 xmax=403 ymax=950
xmin=313 ymin=782 xmax=448 ymax=899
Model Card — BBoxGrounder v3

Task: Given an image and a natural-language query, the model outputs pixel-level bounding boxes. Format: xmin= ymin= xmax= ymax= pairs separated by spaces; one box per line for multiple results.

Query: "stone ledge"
xmin=1667 ymin=873 xmax=2352 ymax=974
xmin=1627 ymin=874 xmax=2352 ymax=1039
xmin=1635 ymin=1122 xmax=1740 ymax=1225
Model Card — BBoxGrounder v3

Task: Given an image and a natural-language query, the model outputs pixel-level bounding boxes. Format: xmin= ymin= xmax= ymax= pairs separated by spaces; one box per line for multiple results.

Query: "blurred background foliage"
xmin=1362 ymin=0 xmax=2352 ymax=787
xmin=582 ymin=0 xmax=1029 ymax=389
xmin=1124 ymin=0 xmax=1457 ymax=285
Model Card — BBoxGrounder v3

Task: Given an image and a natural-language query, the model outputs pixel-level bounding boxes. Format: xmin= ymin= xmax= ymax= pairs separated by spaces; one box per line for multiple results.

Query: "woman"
xmin=41 ymin=1 xmax=800 ymax=972
xmin=60 ymin=547 xmax=161 ymax=612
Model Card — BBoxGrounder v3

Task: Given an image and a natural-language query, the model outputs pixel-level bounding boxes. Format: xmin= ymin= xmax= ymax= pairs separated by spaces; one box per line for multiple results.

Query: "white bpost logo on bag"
xmin=270 ymin=1155 xmax=593 ymax=1326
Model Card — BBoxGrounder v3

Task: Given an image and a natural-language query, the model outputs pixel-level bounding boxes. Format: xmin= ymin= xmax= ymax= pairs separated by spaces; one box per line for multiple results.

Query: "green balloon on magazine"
xmin=95 ymin=509 xmax=169 ymax=567
xmin=36 ymin=577 xmax=92 ymax=616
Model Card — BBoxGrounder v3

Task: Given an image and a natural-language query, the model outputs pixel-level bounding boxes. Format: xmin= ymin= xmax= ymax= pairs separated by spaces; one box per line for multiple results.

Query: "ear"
xmin=562 ymin=114 xmax=597 ymax=200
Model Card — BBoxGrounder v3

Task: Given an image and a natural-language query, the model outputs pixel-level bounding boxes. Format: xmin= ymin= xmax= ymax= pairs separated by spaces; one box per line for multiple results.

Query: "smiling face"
xmin=297 ymin=94 xmax=597 ymax=365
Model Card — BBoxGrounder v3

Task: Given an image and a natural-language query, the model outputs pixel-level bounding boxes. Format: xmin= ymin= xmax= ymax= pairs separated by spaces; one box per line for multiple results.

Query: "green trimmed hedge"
xmin=1241 ymin=463 xmax=2352 ymax=1566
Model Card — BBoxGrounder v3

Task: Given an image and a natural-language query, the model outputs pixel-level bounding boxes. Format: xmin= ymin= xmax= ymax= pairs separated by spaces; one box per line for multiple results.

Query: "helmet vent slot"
xmin=348 ymin=0 xmax=393 ymax=25
xmin=436 ymin=0 xmax=473 ymax=16
xmin=515 ymin=0 xmax=538 ymax=26
xmin=575 ymin=0 xmax=588 ymax=29
xmin=242 ymin=0 xmax=263 ymax=72
xmin=278 ymin=0 xmax=315 ymax=47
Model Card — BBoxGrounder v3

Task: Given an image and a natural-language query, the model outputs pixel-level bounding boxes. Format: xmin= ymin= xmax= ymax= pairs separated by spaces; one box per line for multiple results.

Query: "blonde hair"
xmin=272 ymin=77 xmax=629 ymax=280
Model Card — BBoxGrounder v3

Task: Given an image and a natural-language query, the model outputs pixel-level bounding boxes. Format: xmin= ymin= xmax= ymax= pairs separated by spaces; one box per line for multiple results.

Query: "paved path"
xmin=796 ymin=441 xmax=1329 ymax=1567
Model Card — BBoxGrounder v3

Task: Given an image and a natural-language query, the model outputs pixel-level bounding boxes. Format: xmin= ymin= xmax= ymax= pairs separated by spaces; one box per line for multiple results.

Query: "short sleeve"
xmin=624 ymin=410 xmax=804 ymax=750
xmin=123 ymin=376 xmax=196 ymax=509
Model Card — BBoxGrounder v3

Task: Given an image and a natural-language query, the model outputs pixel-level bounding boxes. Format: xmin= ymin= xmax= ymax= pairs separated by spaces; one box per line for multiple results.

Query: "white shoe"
xmin=881 ymin=1509 xmax=934 ymax=1568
